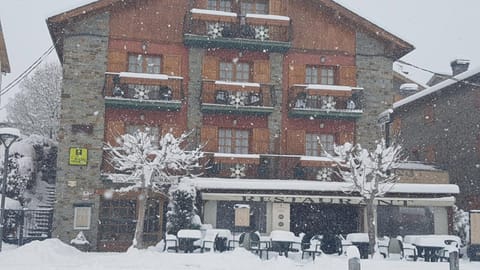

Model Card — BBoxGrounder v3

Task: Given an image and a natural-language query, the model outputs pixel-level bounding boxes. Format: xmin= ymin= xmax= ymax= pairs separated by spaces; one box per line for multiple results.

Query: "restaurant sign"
xmin=201 ymin=193 xmax=455 ymax=207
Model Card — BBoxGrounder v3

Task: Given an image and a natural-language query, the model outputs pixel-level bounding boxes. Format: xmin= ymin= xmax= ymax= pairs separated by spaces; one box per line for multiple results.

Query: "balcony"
xmin=183 ymin=9 xmax=292 ymax=52
xmin=103 ymin=72 xmax=183 ymax=111
xmin=200 ymin=80 xmax=274 ymax=115
xmin=288 ymin=84 xmax=363 ymax=119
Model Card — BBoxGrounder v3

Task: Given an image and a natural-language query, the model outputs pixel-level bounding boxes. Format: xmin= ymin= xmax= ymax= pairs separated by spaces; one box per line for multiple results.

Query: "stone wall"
xmin=268 ymin=53 xmax=283 ymax=154
xmin=187 ymin=48 xmax=204 ymax=145
xmin=355 ymin=31 xmax=395 ymax=149
xmin=54 ymin=12 xmax=109 ymax=250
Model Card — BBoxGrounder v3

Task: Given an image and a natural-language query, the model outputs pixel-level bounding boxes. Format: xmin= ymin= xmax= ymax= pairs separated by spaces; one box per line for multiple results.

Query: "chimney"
xmin=451 ymin=59 xmax=470 ymax=76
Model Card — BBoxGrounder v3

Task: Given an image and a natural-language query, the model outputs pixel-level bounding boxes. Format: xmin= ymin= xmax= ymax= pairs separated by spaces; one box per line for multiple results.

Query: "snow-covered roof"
xmin=193 ymin=178 xmax=459 ymax=195
xmin=215 ymin=80 xmax=261 ymax=88
xmin=191 ymin=8 xmax=237 ymax=17
xmin=393 ymin=65 xmax=480 ymax=109
xmin=245 ymin=13 xmax=290 ymax=21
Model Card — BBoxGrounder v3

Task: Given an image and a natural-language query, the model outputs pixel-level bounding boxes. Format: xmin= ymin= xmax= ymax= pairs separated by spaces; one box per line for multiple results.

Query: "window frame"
xmin=240 ymin=0 xmax=268 ymax=15
xmin=128 ymin=54 xmax=162 ymax=74
xmin=305 ymin=133 xmax=335 ymax=156
xmin=73 ymin=206 xmax=92 ymax=230
xmin=219 ymin=61 xmax=251 ymax=82
xmin=305 ymin=65 xmax=336 ymax=85
xmin=208 ymin=0 xmax=232 ymax=11
xmin=218 ymin=128 xmax=250 ymax=154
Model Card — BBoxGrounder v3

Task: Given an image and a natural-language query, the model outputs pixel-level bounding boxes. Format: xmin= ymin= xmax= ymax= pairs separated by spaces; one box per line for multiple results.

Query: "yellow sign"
xmin=69 ymin=148 xmax=88 ymax=166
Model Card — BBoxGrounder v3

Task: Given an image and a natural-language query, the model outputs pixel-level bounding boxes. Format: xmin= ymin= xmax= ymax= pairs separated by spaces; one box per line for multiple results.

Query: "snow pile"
xmin=0 ymin=239 xmax=479 ymax=270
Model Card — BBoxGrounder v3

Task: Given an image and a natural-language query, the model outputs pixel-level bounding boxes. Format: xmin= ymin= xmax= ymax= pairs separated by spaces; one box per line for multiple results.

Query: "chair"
xmin=250 ymin=232 xmax=271 ymax=259
xmin=387 ymin=238 xmax=403 ymax=260
xmin=440 ymin=240 xmax=459 ymax=262
xmin=201 ymin=230 xmax=218 ymax=252
xmin=321 ymin=233 xmax=343 ymax=255
xmin=164 ymin=234 xmax=178 ymax=253
xmin=301 ymin=235 xmax=322 ymax=260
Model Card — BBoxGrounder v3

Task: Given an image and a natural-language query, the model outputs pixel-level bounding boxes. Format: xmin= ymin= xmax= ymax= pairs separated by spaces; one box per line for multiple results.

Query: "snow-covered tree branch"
xmin=328 ymin=139 xmax=404 ymax=257
xmin=103 ymin=129 xmax=203 ymax=249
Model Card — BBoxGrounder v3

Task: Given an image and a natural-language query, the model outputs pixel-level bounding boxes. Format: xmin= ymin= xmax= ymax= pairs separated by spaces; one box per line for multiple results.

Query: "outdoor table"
xmin=270 ymin=230 xmax=296 ymax=257
xmin=410 ymin=235 xmax=459 ymax=262
xmin=177 ymin=229 xmax=202 ymax=253
xmin=346 ymin=233 xmax=369 ymax=259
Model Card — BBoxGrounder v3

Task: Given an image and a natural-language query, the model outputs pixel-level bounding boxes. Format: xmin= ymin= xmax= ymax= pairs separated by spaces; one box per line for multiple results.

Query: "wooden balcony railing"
xmin=200 ymin=80 xmax=274 ymax=114
xmin=184 ymin=9 xmax=292 ymax=52
xmin=288 ymin=84 xmax=363 ymax=119
xmin=103 ymin=72 xmax=183 ymax=110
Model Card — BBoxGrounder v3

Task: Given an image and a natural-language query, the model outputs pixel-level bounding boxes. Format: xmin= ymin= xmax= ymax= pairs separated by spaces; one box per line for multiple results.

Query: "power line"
xmin=397 ymin=59 xmax=480 ymax=88
xmin=0 ymin=45 xmax=56 ymax=97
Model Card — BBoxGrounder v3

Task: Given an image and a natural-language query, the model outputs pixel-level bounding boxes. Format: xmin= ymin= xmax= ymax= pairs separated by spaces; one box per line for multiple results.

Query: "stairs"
xmin=37 ymin=184 xmax=56 ymax=209
xmin=25 ymin=183 xmax=56 ymax=239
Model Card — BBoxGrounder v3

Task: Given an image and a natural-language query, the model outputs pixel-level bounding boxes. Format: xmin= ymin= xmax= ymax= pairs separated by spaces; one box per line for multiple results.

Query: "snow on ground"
xmin=0 ymin=239 xmax=479 ymax=270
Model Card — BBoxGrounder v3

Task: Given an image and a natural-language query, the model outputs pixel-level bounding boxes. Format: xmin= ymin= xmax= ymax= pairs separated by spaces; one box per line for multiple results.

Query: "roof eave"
xmin=317 ymin=0 xmax=414 ymax=59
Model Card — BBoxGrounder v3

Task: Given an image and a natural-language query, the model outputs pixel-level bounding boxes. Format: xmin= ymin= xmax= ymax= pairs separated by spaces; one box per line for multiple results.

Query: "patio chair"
xmin=440 ymin=240 xmax=459 ymax=262
xmin=320 ymin=233 xmax=343 ymax=255
xmin=164 ymin=234 xmax=178 ymax=253
xmin=387 ymin=238 xmax=403 ymax=260
xmin=250 ymin=232 xmax=271 ymax=259
xmin=301 ymin=235 xmax=322 ymax=260
xmin=201 ymin=230 xmax=218 ymax=252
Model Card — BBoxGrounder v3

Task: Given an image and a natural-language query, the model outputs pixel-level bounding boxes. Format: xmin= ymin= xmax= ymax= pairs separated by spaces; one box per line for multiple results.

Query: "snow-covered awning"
xmin=191 ymin=8 xmax=237 ymax=17
xmin=193 ymin=178 xmax=459 ymax=195
xmin=117 ymin=72 xmax=183 ymax=81
xmin=245 ymin=13 xmax=290 ymax=26
xmin=215 ymin=80 xmax=261 ymax=88
xmin=293 ymin=84 xmax=362 ymax=97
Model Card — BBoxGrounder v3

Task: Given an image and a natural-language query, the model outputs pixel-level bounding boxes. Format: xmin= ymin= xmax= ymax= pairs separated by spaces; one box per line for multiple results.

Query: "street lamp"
xmin=0 ymin=128 xmax=20 ymax=252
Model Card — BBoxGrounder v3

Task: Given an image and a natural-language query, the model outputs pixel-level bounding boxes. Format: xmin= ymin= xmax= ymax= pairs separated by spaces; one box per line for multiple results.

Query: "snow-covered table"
xmin=177 ymin=229 xmax=202 ymax=253
xmin=346 ymin=233 xmax=370 ymax=259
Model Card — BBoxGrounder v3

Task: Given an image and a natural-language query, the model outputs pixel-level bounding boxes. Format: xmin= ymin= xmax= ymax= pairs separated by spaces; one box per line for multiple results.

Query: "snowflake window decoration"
xmin=230 ymin=164 xmax=246 ymax=178
xmin=230 ymin=92 xmax=245 ymax=108
xmin=208 ymin=23 xmax=223 ymax=39
xmin=255 ymin=26 xmax=269 ymax=41
xmin=133 ymin=86 xmax=150 ymax=100
xmin=321 ymin=96 xmax=336 ymax=110
xmin=316 ymin=167 xmax=333 ymax=181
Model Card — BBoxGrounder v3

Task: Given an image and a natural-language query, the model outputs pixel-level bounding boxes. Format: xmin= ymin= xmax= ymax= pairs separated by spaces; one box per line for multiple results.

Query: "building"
xmin=387 ymin=61 xmax=480 ymax=211
xmin=0 ymin=18 xmax=11 ymax=97
xmin=47 ymin=0 xmax=458 ymax=251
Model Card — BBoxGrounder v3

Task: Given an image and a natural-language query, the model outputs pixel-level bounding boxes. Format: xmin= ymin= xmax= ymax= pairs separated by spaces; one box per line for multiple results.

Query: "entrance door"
xmin=290 ymin=204 xmax=359 ymax=236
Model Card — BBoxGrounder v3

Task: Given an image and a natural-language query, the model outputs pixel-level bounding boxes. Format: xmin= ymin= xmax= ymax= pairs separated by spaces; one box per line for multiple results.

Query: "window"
xmin=305 ymin=133 xmax=334 ymax=156
xmin=240 ymin=0 xmax=268 ymax=15
xmin=218 ymin=129 xmax=249 ymax=154
xmin=219 ymin=62 xmax=250 ymax=82
xmin=128 ymin=54 xmax=161 ymax=74
xmin=99 ymin=200 xmax=136 ymax=242
xmin=306 ymin=66 xmax=336 ymax=85
xmin=208 ymin=0 xmax=232 ymax=11
xmin=74 ymin=206 xmax=91 ymax=230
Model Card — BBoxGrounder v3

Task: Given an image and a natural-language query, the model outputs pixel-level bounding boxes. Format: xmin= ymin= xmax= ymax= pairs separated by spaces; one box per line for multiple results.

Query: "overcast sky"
xmin=0 ymin=0 xmax=479 ymax=117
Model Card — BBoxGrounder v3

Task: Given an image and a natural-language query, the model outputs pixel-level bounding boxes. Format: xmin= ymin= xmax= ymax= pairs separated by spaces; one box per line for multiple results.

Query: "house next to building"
xmin=386 ymin=60 xmax=480 ymax=211
xmin=47 ymin=0 xmax=459 ymax=251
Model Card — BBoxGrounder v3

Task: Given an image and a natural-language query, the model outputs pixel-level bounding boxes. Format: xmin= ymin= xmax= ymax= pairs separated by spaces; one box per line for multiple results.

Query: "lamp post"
xmin=0 ymin=128 xmax=20 ymax=252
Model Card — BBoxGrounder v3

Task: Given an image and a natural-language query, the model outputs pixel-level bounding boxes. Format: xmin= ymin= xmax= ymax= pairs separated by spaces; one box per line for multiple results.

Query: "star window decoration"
xmin=230 ymin=164 xmax=246 ymax=178
xmin=255 ymin=26 xmax=269 ymax=41
xmin=321 ymin=96 xmax=336 ymax=110
xmin=316 ymin=167 xmax=333 ymax=181
xmin=133 ymin=86 xmax=150 ymax=100
xmin=230 ymin=92 xmax=245 ymax=108
xmin=208 ymin=23 xmax=223 ymax=39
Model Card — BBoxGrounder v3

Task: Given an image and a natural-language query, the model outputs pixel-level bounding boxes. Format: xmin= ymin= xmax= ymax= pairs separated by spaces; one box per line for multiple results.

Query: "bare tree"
xmin=7 ymin=62 xmax=61 ymax=140
xmin=331 ymin=139 xmax=403 ymax=257
xmin=104 ymin=130 xmax=203 ymax=249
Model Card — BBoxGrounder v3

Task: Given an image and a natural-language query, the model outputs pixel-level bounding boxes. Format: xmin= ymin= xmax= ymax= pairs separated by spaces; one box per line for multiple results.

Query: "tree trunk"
xmin=133 ymin=187 xmax=148 ymax=249
xmin=366 ymin=198 xmax=376 ymax=257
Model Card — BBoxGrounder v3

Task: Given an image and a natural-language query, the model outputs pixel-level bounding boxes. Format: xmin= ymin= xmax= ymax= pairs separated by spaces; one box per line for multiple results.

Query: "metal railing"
xmin=2 ymin=209 xmax=53 ymax=246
